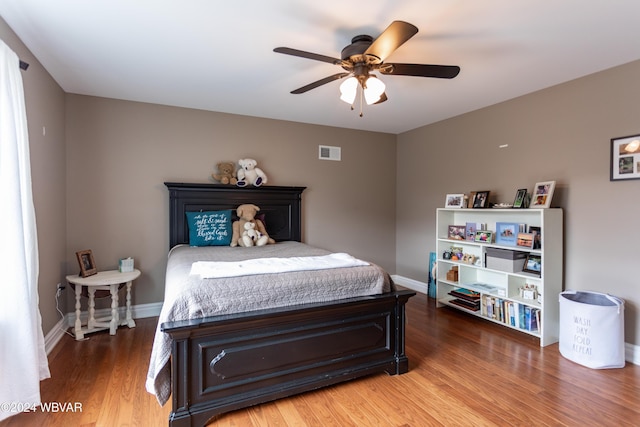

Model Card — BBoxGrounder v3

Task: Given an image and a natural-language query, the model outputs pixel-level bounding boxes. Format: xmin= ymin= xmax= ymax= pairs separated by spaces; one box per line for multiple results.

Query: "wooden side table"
xmin=66 ymin=269 xmax=140 ymax=340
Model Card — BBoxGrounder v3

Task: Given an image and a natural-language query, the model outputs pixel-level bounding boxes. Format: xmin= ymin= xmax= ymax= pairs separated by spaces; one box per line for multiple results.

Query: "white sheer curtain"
xmin=0 ymin=39 xmax=50 ymax=422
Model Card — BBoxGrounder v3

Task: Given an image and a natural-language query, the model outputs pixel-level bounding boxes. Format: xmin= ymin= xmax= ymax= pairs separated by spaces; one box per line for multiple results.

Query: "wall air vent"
xmin=318 ymin=145 xmax=341 ymax=161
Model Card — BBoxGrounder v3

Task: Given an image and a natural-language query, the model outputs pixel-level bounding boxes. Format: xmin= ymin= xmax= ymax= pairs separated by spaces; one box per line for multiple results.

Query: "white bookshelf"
xmin=435 ymin=208 xmax=563 ymax=346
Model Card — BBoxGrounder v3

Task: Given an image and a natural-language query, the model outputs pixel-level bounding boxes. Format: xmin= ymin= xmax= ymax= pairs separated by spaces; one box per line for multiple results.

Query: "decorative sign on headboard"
xmin=185 ymin=210 xmax=232 ymax=246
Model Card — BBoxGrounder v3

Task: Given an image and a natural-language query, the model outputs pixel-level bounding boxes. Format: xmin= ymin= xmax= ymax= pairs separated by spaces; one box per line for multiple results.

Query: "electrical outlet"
xmin=56 ymin=283 xmax=65 ymax=291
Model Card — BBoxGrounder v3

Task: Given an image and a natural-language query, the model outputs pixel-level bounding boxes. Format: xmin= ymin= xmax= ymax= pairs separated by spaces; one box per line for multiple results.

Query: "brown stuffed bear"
xmin=230 ymin=204 xmax=275 ymax=247
xmin=211 ymin=161 xmax=238 ymax=185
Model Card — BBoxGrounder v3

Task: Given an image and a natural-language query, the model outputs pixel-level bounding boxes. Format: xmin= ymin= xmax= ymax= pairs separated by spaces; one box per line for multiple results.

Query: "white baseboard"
xmin=625 ymin=343 xmax=640 ymax=366
xmin=43 ymin=302 xmax=163 ymax=355
xmin=43 ymin=317 xmax=68 ymax=355
xmin=45 ymin=283 xmax=640 ymax=367
xmin=391 ymin=274 xmax=639 ymax=366
xmin=391 ymin=274 xmax=429 ymax=295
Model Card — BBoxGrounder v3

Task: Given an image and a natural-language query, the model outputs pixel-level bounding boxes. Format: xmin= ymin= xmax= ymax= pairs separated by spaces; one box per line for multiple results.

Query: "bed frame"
xmin=162 ymin=182 xmax=415 ymax=427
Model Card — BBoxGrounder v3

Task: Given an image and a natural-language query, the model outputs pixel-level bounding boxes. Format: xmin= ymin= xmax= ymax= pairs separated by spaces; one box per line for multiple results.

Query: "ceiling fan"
xmin=274 ymin=21 xmax=460 ymax=115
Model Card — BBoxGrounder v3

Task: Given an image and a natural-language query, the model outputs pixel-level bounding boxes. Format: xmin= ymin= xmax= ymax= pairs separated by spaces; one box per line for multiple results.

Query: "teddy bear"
xmin=236 ymin=158 xmax=267 ymax=187
xmin=230 ymin=203 xmax=275 ymax=247
xmin=211 ymin=161 xmax=238 ymax=185
xmin=240 ymin=221 xmax=269 ymax=247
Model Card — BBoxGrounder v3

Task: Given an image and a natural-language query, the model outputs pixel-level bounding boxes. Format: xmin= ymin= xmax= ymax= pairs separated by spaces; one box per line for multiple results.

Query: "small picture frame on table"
xmin=445 ymin=194 xmax=465 ymax=208
xmin=530 ymin=181 xmax=555 ymax=208
xmin=523 ymin=253 xmax=542 ymax=276
xmin=472 ymin=191 xmax=490 ymax=208
xmin=611 ymin=134 xmax=640 ymax=181
xmin=512 ymin=188 xmax=528 ymax=208
xmin=474 ymin=230 xmax=493 ymax=243
xmin=76 ymin=249 xmax=97 ymax=277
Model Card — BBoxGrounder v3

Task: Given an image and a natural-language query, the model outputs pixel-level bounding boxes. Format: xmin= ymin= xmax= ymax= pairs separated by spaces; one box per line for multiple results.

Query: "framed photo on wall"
xmin=611 ymin=134 xmax=640 ymax=181
xmin=76 ymin=249 xmax=97 ymax=277
xmin=530 ymin=181 xmax=555 ymax=208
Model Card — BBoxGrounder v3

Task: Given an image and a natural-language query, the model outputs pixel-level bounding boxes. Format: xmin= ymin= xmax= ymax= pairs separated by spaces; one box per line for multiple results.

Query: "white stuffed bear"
xmin=240 ymin=221 xmax=269 ymax=247
xmin=236 ymin=158 xmax=268 ymax=187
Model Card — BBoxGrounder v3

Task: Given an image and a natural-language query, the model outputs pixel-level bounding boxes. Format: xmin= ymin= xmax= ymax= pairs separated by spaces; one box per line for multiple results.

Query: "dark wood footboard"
xmin=162 ymin=289 xmax=415 ymax=427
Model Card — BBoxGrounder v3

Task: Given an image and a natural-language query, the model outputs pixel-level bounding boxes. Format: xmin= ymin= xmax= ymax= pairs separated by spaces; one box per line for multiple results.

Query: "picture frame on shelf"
xmin=530 ymin=181 xmax=555 ymax=208
xmin=495 ymin=222 xmax=519 ymax=246
xmin=465 ymin=222 xmax=482 ymax=241
xmin=610 ymin=134 xmax=640 ymax=181
xmin=474 ymin=230 xmax=493 ymax=243
xmin=516 ymin=232 xmax=534 ymax=249
xmin=467 ymin=192 xmax=476 ymax=208
xmin=445 ymin=193 xmax=465 ymax=208
xmin=76 ymin=249 xmax=97 ymax=277
xmin=472 ymin=191 xmax=490 ymax=208
xmin=528 ymin=226 xmax=542 ymax=249
xmin=448 ymin=225 xmax=466 ymax=240
xmin=512 ymin=188 xmax=528 ymax=208
xmin=523 ymin=253 xmax=542 ymax=276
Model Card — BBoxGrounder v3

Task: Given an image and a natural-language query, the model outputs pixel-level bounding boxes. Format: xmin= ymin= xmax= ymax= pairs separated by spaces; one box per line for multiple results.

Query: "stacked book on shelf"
xmin=448 ymin=288 xmax=481 ymax=311
xmin=481 ymin=295 xmax=540 ymax=332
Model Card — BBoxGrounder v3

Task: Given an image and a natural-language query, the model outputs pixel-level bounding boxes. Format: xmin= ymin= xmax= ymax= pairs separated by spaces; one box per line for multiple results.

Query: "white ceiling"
xmin=2 ymin=1 xmax=640 ymax=134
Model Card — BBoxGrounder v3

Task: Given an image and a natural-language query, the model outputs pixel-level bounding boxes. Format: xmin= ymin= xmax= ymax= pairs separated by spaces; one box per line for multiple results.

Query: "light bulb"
xmin=339 ymin=77 xmax=358 ymax=104
xmin=363 ymin=76 xmax=385 ymax=105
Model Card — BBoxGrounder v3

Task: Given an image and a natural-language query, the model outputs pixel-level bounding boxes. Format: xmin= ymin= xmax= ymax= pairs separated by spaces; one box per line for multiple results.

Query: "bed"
xmin=148 ymin=182 xmax=415 ymax=427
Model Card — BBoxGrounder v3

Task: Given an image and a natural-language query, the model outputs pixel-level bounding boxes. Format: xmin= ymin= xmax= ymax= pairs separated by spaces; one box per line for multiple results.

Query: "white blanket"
xmin=190 ymin=252 xmax=369 ymax=278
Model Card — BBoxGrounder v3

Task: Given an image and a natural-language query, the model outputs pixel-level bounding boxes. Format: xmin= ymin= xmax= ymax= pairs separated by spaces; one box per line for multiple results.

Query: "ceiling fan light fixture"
xmin=339 ymin=76 xmax=358 ymax=104
xmin=363 ymin=75 xmax=385 ymax=105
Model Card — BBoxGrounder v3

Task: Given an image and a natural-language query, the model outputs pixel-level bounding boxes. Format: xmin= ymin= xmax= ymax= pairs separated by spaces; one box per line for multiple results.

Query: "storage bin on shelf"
xmin=486 ymin=248 xmax=527 ymax=273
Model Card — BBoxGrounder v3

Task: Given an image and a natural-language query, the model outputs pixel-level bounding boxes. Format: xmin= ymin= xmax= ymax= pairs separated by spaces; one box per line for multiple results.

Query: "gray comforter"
xmin=145 ymin=241 xmax=392 ymax=405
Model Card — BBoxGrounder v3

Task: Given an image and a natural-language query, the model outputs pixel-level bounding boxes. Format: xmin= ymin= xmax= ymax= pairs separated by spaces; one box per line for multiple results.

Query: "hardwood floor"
xmin=2 ymin=291 xmax=639 ymax=426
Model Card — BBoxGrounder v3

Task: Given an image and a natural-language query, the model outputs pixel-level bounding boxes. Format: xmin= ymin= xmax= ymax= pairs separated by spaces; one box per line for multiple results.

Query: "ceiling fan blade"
xmin=274 ymin=47 xmax=342 ymax=65
xmin=379 ymin=63 xmax=461 ymax=79
xmin=364 ymin=21 xmax=418 ymax=62
xmin=290 ymin=72 xmax=351 ymax=94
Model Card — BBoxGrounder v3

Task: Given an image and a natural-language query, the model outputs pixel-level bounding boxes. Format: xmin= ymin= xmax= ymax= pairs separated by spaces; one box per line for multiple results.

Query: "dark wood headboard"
xmin=165 ymin=182 xmax=306 ymax=249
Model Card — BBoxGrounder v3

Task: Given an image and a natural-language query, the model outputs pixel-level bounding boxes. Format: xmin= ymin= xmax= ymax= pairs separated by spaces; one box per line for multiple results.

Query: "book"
xmin=508 ymin=302 xmax=516 ymax=327
xmin=449 ymin=298 xmax=480 ymax=311
xmin=525 ymin=306 xmax=532 ymax=330
xmin=466 ymin=283 xmax=498 ymax=293
xmin=449 ymin=288 xmax=481 ymax=302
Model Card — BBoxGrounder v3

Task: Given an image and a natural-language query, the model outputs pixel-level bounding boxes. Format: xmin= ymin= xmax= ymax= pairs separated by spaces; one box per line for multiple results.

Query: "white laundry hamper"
xmin=559 ymin=290 xmax=625 ymax=369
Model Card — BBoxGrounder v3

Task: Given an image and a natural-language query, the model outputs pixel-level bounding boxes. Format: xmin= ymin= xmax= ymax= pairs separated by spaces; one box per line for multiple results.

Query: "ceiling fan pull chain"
xmin=359 ymin=85 xmax=364 ymax=117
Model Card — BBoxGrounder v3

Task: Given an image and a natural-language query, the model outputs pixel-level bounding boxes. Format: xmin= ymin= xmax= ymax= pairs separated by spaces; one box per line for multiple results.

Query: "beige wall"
xmin=5 ymin=14 xmax=640 ymax=349
xmin=397 ymin=59 xmax=640 ymax=345
xmin=1 ymin=19 xmax=67 ymax=335
xmin=65 ymin=96 xmax=397 ymax=306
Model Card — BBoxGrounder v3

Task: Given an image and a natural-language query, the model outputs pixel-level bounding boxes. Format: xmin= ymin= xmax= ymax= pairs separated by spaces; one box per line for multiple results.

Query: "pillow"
xmin=185 ymin=210 xmax=232 ymax=246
